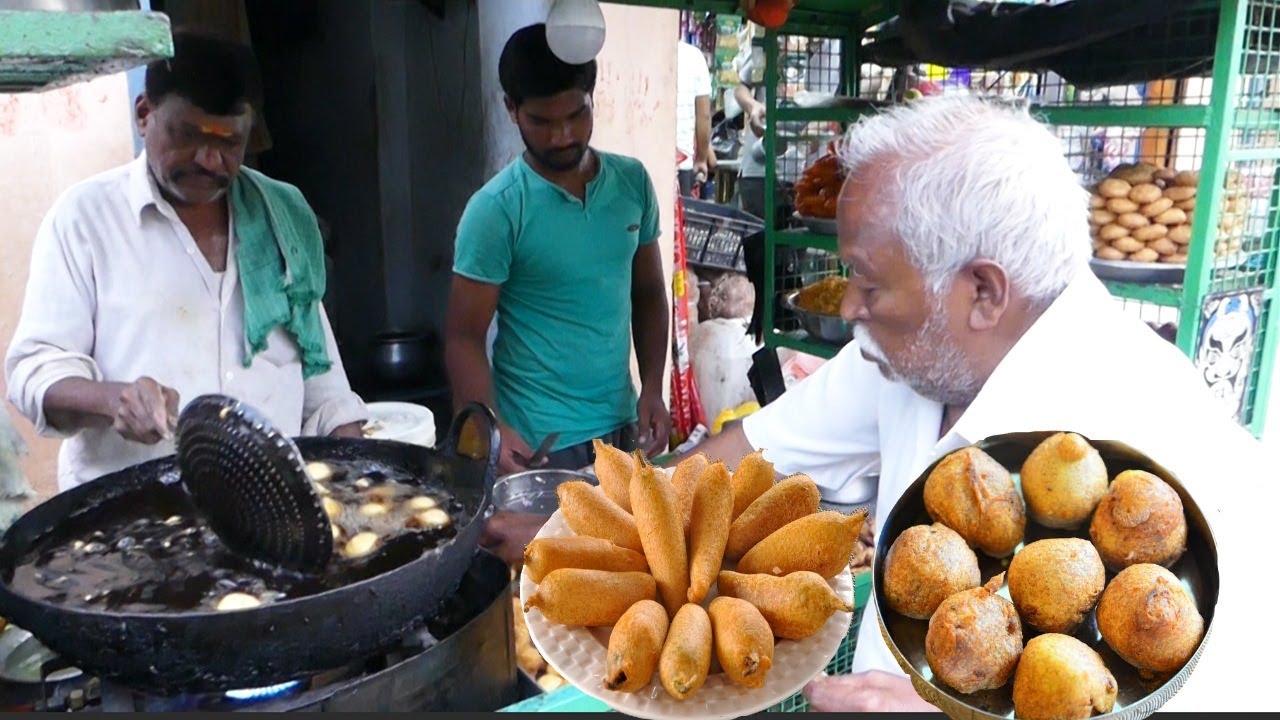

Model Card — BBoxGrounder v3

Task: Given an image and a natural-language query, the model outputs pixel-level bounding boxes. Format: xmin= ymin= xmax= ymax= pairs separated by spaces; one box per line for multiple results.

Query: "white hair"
xmin=837 ymin=93 xmax=1090 ymax=304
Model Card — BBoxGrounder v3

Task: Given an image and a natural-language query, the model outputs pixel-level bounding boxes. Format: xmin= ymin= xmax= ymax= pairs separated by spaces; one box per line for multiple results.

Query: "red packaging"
xmin=669 ymin=152 xmax=707 ymax=448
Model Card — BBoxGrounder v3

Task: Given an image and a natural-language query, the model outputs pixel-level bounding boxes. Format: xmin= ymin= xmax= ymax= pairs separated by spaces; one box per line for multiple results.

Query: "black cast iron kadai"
xmin=176 ymin=394 xmax=333 ymax=574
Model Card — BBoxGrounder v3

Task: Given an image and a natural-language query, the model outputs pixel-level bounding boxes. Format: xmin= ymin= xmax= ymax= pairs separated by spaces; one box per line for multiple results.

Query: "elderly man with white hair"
xmin=681 ymin=93 xmax=1267 ymax=712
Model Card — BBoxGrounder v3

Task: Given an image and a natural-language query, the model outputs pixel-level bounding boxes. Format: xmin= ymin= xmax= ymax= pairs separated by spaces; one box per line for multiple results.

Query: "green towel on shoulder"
xmin=230 ymin=167 xmax=331 ymax=379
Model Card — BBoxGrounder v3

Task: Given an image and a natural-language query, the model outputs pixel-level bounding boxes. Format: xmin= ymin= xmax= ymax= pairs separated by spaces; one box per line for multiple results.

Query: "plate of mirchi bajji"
xmin=874 ymin=431 xmax=1218 ymax=720
xmin=518 ymin=443 xmax=866 ymax=720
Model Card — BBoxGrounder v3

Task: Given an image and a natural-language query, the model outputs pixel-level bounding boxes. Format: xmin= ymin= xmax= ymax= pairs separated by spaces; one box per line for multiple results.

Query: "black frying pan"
xmin=0 ymin=404 xmax=499 ymax=694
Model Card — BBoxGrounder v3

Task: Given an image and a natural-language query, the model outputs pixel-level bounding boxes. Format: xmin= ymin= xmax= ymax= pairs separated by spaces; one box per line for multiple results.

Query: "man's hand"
xmin=329 ymin=422 xmax=365 ymax=439
xmin=636 ymin=388 xmax=672 ymax=457
xmin=110 ymin=377 xmax=178 ymax=444
xmin=803 ymin=671 xmax=940 ymax=713
xmin=748 ymin=103 xmax=767 ymax=138
xmin=693 ymin=157 xmax=712 ymax=182
xmin=480 ymin=510 xmax=546 ymax=567
xmin=497 ymin=421 xmax=534 ymax=475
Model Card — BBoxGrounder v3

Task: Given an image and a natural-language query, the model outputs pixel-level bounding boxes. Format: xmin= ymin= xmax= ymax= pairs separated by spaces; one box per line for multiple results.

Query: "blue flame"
xmin=223 ymin=680 xmax=303 ymax=701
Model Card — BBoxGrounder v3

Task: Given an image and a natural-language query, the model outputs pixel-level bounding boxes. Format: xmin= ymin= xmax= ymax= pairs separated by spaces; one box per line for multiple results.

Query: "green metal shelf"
xmin=777 ymin=229 xmax=839 ymax=252
xmin=773 ymin=105 xmax=883 ymax=123
xmin=770 ymin=330 xmax=844 ymax=359
xmin=1102 ymin=281 xmax=1184 ymax=308
xmin=1033 ymin=105 xmax=1212 ymax=129
xmin=0 ymin=10 xmax=172 ymax=93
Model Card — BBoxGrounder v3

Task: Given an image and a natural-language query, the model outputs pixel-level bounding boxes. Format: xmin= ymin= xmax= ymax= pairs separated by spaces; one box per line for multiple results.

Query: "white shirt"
xmin=5 ymin=155 xmax=368 ymax=492
xmin=742 ymin=269 xmax=1270 ymax=711
xmin=676 ymin=41 xmax=713 ymax=172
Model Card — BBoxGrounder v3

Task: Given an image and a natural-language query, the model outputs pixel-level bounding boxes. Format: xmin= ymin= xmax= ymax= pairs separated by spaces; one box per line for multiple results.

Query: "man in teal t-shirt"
xmin=447 ymin=23 xmax=671 ymax=477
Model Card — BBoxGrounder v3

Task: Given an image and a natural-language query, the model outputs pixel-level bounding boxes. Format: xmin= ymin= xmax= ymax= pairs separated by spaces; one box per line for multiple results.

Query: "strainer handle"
xmin=446 ymin=402 xmax=501 ymax=492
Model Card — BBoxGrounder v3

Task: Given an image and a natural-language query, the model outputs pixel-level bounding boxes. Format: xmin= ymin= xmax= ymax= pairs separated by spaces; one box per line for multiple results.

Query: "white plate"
xmin=519 ymin=510 xmax=854 ymax=720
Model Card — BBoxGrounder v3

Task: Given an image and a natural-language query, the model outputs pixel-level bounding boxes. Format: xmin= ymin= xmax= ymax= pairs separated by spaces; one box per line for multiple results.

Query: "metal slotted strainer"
xmin=176 ymin=394 xmax=333 ymax=574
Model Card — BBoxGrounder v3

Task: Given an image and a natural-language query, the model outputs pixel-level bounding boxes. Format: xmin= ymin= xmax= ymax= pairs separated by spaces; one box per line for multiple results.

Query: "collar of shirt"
xmin=945 ymin=266 xmax=1114 ymax=446
xmin=126 ymin=152 xmax=187 ymax=227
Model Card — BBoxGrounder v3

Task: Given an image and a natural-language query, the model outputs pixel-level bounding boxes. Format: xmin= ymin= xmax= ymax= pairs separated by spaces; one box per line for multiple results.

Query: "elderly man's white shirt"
xmin=5 ymin=155 xmax=367 ymax=491
xmin=742 ymin=269 xmax=1268 ymax=711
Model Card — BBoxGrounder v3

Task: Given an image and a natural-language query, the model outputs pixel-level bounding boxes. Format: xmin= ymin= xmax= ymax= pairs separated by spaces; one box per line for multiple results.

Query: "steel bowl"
xmin=492 ymin=469 xmax=596 ymax=517
xmin=783 ymin=290 xmax=853 ymax=346
xmin=873 ymin=431 xmax=1219 ymax=720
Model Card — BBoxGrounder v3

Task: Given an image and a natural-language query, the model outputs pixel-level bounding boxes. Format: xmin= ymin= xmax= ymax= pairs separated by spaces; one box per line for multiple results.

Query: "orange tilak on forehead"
xmin=197 ymin=122 xmax=236 ymax=138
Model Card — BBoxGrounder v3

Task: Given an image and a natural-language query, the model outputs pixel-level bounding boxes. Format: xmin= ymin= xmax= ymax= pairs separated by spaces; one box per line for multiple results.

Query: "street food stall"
xmin=0 ymin=0 xmax=1260 ymax=716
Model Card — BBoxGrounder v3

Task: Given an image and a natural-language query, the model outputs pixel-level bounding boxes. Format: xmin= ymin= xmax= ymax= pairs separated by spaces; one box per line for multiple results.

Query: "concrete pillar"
xmin=477 ymin=0 xmax=551 ymax=180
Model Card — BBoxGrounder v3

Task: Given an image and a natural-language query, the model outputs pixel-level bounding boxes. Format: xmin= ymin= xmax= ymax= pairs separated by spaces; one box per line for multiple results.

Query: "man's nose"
xmin=194 ymin=145 xmax=227 ymax=174
xmin=840 ymin=281 xmax=868 ymax=323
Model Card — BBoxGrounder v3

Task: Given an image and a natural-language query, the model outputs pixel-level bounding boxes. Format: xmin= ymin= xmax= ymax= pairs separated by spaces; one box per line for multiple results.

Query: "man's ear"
xmin=135 ymin=94 xmax=152 ymax=136
xmin=964 ymin=259 xmax=1010 ymax=331
xmin=503 ymin=95 xmax=518 ymax=123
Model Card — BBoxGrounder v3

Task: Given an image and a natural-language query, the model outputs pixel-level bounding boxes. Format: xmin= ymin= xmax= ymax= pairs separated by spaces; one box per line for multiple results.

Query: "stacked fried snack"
xmin=795 ymin=151 xmax=845 ymax=219
xmin=883 ymin=433 xmax=1204 ymax=720
xmin=1090 ymin=164 xmax=1198 ymax=264
xmin=522 ymin=443 xmax=867 ymax=700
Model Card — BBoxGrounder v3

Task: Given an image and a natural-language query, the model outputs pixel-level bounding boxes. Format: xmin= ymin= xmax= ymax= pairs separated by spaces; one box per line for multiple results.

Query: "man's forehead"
xmin=161 ymin=96 xmax=252 ymax=131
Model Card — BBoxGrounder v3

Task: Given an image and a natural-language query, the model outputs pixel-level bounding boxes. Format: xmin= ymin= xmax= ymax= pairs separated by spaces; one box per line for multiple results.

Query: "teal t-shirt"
xmin=452 ymin=151 xmax=661 ymax=453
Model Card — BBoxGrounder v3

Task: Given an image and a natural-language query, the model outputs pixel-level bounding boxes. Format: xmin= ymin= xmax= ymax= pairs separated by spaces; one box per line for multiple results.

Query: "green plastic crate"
xmin=766 ymin=569 xmax=872 ymax=713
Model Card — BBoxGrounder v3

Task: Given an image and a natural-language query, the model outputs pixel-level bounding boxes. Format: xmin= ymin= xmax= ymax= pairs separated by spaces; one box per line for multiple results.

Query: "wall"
xmin=0 ymin=73 xmax=137 ymax=501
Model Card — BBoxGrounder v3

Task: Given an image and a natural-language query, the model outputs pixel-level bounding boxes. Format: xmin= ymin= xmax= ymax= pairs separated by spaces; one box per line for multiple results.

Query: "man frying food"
xmin=680 ymin=94 xmax=1268 ymax=712
xmin=5 ymin=33 xmax=366 ymax=492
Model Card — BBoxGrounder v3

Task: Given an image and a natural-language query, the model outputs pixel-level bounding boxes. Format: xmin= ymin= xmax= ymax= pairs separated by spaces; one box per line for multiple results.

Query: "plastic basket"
xmin=681 ymin=197 xmax=763 ymax=274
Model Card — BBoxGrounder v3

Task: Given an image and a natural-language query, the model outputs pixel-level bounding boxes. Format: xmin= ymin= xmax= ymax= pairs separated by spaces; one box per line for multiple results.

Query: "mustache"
xmin=171 ymin=168 xmax=231 ymax=188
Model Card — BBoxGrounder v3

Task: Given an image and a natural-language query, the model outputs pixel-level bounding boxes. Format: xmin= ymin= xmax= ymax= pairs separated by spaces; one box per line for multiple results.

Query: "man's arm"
xmin=301 ymin=303 xmax=368 ymax=438
xmin=4 ymin=206 xmax=178 ymax=443
xmin=694 ymin=94 xmax=715 ymax=177
xmin=666 ymin=422 xmax=754 ymax=469
xmin=445 ymin=275 xmax=533 ymax=473
xmin=735 ymin=83 xmax=765 ymax=138
xmin=632 ymin=241 xmax=671 ymax=454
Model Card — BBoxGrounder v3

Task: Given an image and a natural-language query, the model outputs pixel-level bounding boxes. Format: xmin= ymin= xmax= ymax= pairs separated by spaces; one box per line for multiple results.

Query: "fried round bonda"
xmin=1021 ymin=432 xmax=1109 ymax=529
xmin=1089 ymin=470 xmax=1187 ymax=571
xmin=924 ymin=447 xmax=1025 ymax=557
xmin=1096 ymin=563 xmax=1204 ymax=674
xmin=925 ymin=573 xmax=1023 ymax=694
xmin=1008 ymin=538 xmax=1106 ymax=634
xmin=1013 ymin=634 xmax=1118 ymax=720
xmin=883 ymin=523 xmax=981 ymax=620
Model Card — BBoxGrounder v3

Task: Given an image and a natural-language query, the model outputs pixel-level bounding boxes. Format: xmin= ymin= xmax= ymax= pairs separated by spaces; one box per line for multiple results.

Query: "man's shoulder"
xmin=465 ymin=162 xmax=525 ymax=214
xmin=50 ymin=161 xmax=133 ymax=220
xmin=598 ymin=152 xmax=652 ymax=194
